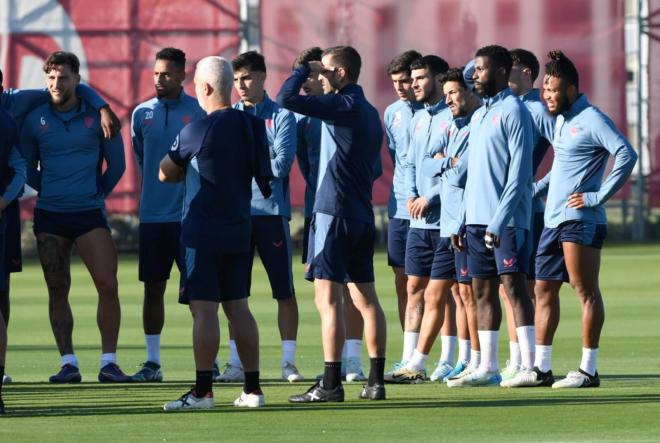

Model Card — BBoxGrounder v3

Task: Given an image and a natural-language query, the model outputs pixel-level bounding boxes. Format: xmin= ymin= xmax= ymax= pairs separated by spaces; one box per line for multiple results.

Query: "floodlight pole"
xmin=239 ymin=0 xmax=260 ymax=53
xmin=633 ymin=0 xmax=646 ymax=240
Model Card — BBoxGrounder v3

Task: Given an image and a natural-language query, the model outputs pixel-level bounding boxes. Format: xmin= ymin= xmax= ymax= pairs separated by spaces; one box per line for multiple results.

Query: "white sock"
xmin=458 ymin=339 xmax=471 ymax=363
xmin=345 ymin=339 xmax=362 ymax=359
xmin=440 ymin=335 xmax=457 ymax=364
xmin=402 ymin=332 xmax=419 ymax=362
xmin=477 ymin=330 xmax=499 ymax=372
xmin=580 ymin=347 xmax=599 ymax=376
xmin=145 ymin=334 xmax=161 ymax=365
xmin=469 ymin=350 xmax=481 ymax=369
xmin=408 ymin=349 xmax=428 ymax=371
xmin=61 ymin=353 xmax=78 ymax=368
xmin=281 ymin=340 xmax=296 ymax=366
xmin=535 ymin=345 xmax=553 ymax=373
xmin=509 ymin=341 xmax=521 ymax=368
xmin=516 ymin=326 xmax=536 ymax=370
xmin=229 ymin=340 xmax=243 ymax=368
xmin=101 ymin=353 xmax=117 ymax=368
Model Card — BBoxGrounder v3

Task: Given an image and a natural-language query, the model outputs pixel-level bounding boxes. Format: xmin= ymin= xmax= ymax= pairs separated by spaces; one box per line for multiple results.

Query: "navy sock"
xmin=323 ymin=361 xmax=342 ymax=390
xmin=195 ymin=370 xmax=213 ymax=397
xmin=368 ymin=357 xmax=385 ymax=386
xmin=244 ymin=371 xmax=261 ymax=394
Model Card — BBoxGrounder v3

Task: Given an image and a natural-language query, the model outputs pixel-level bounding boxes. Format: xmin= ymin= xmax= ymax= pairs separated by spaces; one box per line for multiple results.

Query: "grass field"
xmin=2 ymin=243 xmax=660 ymax=442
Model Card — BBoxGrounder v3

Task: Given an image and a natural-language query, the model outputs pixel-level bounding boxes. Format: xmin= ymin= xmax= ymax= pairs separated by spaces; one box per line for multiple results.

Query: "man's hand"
xmin=409 ymin=196 xmax=429 ymax=219
xmin=484 ymin=231 xmax=500 ymax=249
xmin=451 ymin=157 xmax=459 ymax=167
xmin=307 ymin=60 xmax=323 ymax=74
xmin=433 ymin=151 xmax=446 ymax=160
xmin=406 ymin=197 xmax=416 ymax=215
xmin=450 ymin=234 xmax=464 ymax=251
xmin=100 ymin=106 xmax=122 ymax=139
xmin=567 ymin=193 xmax=585 ymax=209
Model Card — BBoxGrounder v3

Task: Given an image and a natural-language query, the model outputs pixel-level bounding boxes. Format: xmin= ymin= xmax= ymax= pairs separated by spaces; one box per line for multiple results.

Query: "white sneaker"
xmin=552 ymin=369 xmax=600 ymax=389
xmin=446 ymin=369 xmax=502 ymax=388
xmin=2 ymin=374 xmax=12 ymax=384
xmin=500 ymin=367 xmax=555 ymax=388
xmin=233 ymin=391 xmax=265 ymax=408
xmin=500 ymin=360 xmax=520 ymax=382
xmin=429 ymin=360 xmax=454 ymax=382
xmin=448 ymin=364 xmax=477 ymax=381
xmin=215 ymin=363 xmax=244 ymax=382
xmin=344 ymin=356 xmax=367 ymax=382
xmin=163 ymin=389 xmax=214 ymax=411
xmin=282 ymin=362 xmax=304 ymax=382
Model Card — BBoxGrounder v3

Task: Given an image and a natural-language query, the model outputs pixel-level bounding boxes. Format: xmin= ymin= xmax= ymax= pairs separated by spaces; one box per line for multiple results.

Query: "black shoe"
xmin=533 ymin=367 xmax=555 ymax=387
xmin=288 ymin=380 xmax=344 ymax=403
xmin=49 ymin=364 xmax=82 ymax=383
xmin=359 ymin=384 xmax=386 ymax=400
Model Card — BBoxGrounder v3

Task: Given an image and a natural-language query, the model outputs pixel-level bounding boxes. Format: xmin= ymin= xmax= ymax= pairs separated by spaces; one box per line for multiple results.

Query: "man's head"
xmin=154 ymin=47 xmax=186 ymax=99
xmin=387 ymin=50 xmax=422 ymax=102
xmin=441 ymin=67 xmax=478 ymax=118
xmin=232 ymin=50 xmax=267 ymax=105
xmin=543 ymin=50 xmax=580 ymax=116
xmin=473 ymin=45 xmax=512 ymax=98
xmin=410 ymin=55 xmax=449 ymax=104
xmin=318 ymin=46 xmax=361 ymax=94
xmin=292 ymin=47 xmax=323 ymax=96
xmin=194 ymin=56 xmax=233 ymax=113
xmin=508 ymin=48 xmax=540 ymax=96
xmin=43 ymin=51 xmax=81 ymax=107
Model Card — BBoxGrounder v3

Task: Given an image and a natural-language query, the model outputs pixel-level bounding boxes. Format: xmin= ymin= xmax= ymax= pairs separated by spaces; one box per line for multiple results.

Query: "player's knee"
xmin=95 ymin=275 xmax=119 ymax=296
xmin=570 ymin=280 xmax=598 ymax=302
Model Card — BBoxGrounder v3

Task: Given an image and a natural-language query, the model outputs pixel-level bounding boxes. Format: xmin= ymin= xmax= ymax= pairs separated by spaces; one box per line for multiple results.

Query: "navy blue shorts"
xmin=387 ymin=218 xmax=409 ymax=268
xmin=33 ymin=207 xmax=109 ymax=240
xmin=527 ymin=212 xmax=545 ymax=280
xmin=302 ymin=216 xmax=312 ymax=264
xmin=454 ymin=247 xmax=471 ymax=283
xmin=0 ymin=215 xmax=7 ymax=291
xmin=535 ymin=221 xmax=607 ymax=282
xmin=466 ymin=225 xmax=530 ymax=279
xmin=179 ymin=247 xmax=251 ymax=304
xmin=307 ymin=213 xmax=375 ymax=284
xmin=405 ymin=228 xmax=456 ymax=280
xmin=139 ymin=222 xmax=183 ymax=282
xmin=250 ymin=216 xmax=294 ymax=299
xmin=4 ymin=199 xmax=22 ymax=273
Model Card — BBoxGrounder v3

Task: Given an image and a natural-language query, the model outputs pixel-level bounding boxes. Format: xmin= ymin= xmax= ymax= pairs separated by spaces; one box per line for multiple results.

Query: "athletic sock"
xmin=516 ymin=326 xmax=536 ymax=369
xmin=457 ymin=339 xmax=471 ymax=364
xmin=345 ymin=339 xmax=363 ymax=359
xmin=408 ymin=349 xmax=428 ymax=371
xmin=368 ymin=357 xmax=385 ymax=386
xmin=145 ymin=334 xmax=161 ymax=365
xmin=469 ymin=350 xmax=481 ymax=369
xmin=281 ymin=340 xmax=296 ymax=366
xmin=243 ymin=371 xmax=261 ymax=394
xmin=509 ymin=341 xmax=521 ymax=368
xmin=402 ymin=332 xmax=419 ymax=362
xmin=477 ymin=330 xmax=499 ymax=372
xmin=100 ymin=353 xmax=117 ymax=369
xmin=323 ymin=361 xmax=342 ymax=390
xmin=195 ymin=370 xmax=213 ymax=397
xmin=580 ymin=347 xmax=599 ymax=376
xmin=61 ymin=353 xmax=78 ymax=368
xmin=228 ymin=340 xmax=243 ymax=368
xmin=535 ymin=345 xmax=553 ymax=373
xmin=440 ymin=335 xmax=457 ymax=363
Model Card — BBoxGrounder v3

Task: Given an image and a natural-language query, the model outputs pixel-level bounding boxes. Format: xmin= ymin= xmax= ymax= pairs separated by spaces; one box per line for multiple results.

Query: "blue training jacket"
xmin=295 ymin=113 xmax=321 ymax=219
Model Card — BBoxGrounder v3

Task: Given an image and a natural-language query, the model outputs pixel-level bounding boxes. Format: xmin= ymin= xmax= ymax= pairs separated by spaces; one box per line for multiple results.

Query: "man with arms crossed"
xmin=20 ymin=51 xmax=128 ymax=383
xmin=161 ymin=56 xmax=272 ymax=410
xmin=278 ymin=45 xmax=387 ymax=402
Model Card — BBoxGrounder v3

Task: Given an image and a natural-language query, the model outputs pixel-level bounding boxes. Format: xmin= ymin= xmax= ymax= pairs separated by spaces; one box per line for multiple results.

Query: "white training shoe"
xmin=163 ymin=389 xmax=214 ymax=411
xmin=215 ymin=363 xmax=244 ymax=382
xmin=429 ymin=360 xmax=454 ymax=382
xmin=500 ymin=367 xmax=556 ymax=388
xmin=446 ymin=369 xmax=502 ymax=388
xmin=500 ymin=360 xmax=520 ymax=382
xmin=282 ymin=362 xmax=305 ymax=383
xmin=233 ymin=390 xmax=265 ymax=408
xmin=344 ymin=356 xmax=367 ymax=382
xmin=552 ymin=369 xmax=600 ymax=389
xmin=2 ymin=374 xmax=12 ymax=384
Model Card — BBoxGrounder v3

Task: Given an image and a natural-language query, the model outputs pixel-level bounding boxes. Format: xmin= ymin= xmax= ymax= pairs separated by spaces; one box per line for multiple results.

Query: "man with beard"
xmin=447 ymin=45 xmax=536 ymax=387
xmin=130 ymin=47 xmax=206 ymax=382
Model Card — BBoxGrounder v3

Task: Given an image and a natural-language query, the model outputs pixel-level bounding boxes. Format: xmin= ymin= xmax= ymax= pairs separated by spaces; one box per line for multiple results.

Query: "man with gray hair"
xmin=160 ymin=56 xmax=273 ymax=411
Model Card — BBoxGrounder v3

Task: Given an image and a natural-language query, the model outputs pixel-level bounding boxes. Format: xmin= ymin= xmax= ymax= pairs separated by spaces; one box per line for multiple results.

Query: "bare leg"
xmin=416 ymin=279 xmax=453 ymax=354
xmin=392 ymin=266 xmax=407 ymax=330
xmin=76 ymin=228 xmax=120 ymax=354
xmin=277 ymin=296 xmax=299 ymax=341
xmin=500 ymin=284 xmax=518 ymax=343
xmin=343 ymin=285 xmax=364 ymax=340
xmin=315 ymin=279 xmax=345 ymax=362
xmin=405 ymin=275 xmax=427 ymax=333
xmin=534 ymin=280 xmax=562 ymax=345
xmin=222 ymin=299 xmax=259 ymax=372
xmin=458 ymin=282 xmax=479 ymax=350
xmin=472 ymin=277 xmax=501 ymax=330
xmin=37 ymin=233 xmax=74 ymax=355
xmin=346 ymin=282 xmax=386 ymax=358
xmin=442 ymin=289 xmax=457 ymax=337
xmin=189 ymin=300 xmax=219 ymax=371
xmin=500 ymin=273 xmax=535 ymax=327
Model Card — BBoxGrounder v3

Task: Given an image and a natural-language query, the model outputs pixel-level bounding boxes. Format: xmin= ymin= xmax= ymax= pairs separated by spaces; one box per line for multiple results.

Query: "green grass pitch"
xmin=2 ymin=243 xmax=660 ymax=442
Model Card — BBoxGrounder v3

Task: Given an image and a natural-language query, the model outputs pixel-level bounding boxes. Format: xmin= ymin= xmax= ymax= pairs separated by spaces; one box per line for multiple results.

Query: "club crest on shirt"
xmin=265 ymin=118 xmax=273 ymax=129
xmin=570 ymin=125 xmax=581 ymax=138
xmin=84 ymin=116 xmax=94 ymax=128
xmin=392 ymin=111 xmax=402 ymax=129
xmin=491 ymin=113 xmax=500 ymax=125
xmin=415 ymin=120 xmax=424 ymax=133
xmin=181 ymin=115 xmax=192 ymax=125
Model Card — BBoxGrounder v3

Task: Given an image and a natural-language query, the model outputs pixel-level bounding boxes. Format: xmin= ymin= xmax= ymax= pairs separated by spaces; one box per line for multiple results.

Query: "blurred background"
xmin=1 ymin=0 xmax=657 ymax=252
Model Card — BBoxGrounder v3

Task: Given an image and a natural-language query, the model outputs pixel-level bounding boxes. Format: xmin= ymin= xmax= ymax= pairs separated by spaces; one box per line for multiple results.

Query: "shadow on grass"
xmin=7 ymin=344 xmax=193 ymax=352
xmin=3 ymin=391 xmax=660 ymax=418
